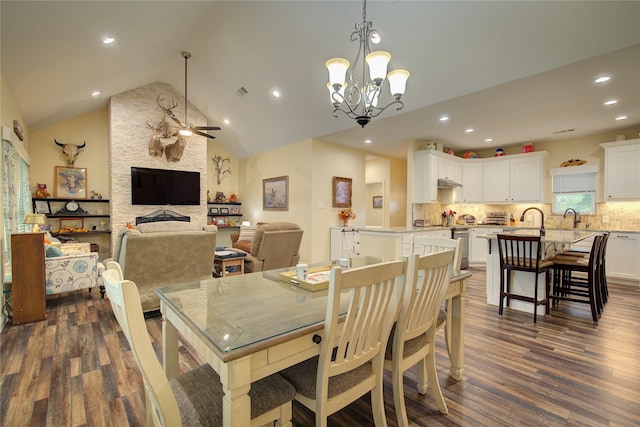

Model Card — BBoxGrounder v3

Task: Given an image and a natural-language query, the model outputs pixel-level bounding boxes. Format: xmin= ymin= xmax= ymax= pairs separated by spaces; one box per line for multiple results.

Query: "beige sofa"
xmin=230 ymin=222 xmax=303 ymax=273
xmin=112 ymin=221 xmax=217 ymax=312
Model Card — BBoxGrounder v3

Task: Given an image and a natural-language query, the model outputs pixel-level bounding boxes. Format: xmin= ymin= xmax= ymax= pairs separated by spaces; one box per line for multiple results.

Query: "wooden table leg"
xmin=161 ymin=302 xmax=179 ymax=380
xmin=220 ymin=356 xmax=252 ymax=427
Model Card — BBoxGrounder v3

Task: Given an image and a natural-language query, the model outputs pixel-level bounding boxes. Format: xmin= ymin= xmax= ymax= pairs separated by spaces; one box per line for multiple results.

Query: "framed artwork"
xmin=54 ymin=166 xmax=87 ymax=199
xmin=34 ymin=199 xmax=51 ymax=214
xmin=414 ymin=219 xmax=425 ymax=227
xmin=209 ymin=207 xmax=219 ymax=215
xmin=220 ymin=207 xmax=230 ymax=214
xmin=372 ymin=196 xmax=383 ymax=209
xmin=230 ymin=206 xmax=239 ymax=214
xmin=263 ymin=175 xmax=289 ymax=211
xmin=332 ymin=176 xmax=352 ymax=208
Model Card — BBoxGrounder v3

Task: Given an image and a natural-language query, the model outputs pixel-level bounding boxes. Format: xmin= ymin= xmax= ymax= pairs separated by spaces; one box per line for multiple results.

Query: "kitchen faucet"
xmin=520 ymin=207 xmax=545 ymax=236
xmin=563 ymin=207 xmax=580 ymax=229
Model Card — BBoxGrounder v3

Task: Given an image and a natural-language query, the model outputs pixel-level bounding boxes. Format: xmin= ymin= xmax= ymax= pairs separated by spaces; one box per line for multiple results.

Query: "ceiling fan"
xmin=169 ymin=51 xmax=220 ymax=139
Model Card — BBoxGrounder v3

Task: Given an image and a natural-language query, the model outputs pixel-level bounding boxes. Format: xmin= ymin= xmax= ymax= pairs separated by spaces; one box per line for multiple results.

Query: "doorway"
xmin=365 ymin=181 xmax=384 ymax=228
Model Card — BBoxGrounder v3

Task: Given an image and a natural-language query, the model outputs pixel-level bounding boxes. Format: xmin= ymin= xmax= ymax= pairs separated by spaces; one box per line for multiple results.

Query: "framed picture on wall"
xmin=220 ymin=207 xmax=230 ymax=214
xmin=54 ymin=166 xmax=87 ymax=199
xmin=263 ymin=175 xmax=289 ymax=211
xmin=332 ymin=176 xmax=352 ymax=208
xmin=34 ymin=199 xmax=51 ymax=214
xmin=372 ymin=196 xmax=383 ymax=209
xmin=209 ymin=207 xmax=219 ymax=215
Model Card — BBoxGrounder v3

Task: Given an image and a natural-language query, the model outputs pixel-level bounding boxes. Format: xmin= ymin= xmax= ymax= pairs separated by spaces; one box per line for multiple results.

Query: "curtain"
xmin=3 ymin=138 xmax=32 ymax=265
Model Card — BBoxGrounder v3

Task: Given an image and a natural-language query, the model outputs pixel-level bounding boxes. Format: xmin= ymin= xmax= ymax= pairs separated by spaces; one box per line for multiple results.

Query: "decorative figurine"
xmin=35 ymin=183 xmax=51 ymax=198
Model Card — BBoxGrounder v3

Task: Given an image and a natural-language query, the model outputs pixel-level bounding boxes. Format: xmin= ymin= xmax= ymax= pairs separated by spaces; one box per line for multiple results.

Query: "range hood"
xmin=437 ymin=178 xmax=463 ymax=188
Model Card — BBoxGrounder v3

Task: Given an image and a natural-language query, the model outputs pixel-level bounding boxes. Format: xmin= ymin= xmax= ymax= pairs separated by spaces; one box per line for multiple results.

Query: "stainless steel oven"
xmin=451 ymin=227 xmax=469 ymax=269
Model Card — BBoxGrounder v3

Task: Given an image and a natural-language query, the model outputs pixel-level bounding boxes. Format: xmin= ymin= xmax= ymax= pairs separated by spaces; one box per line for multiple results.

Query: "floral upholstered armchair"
xmin=44 ymin=250 xmax=105 ymax=297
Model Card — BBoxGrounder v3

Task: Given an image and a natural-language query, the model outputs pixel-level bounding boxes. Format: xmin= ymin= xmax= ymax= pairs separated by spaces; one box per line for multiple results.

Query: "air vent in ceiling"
xmin=236 ymin=86 xmax=249 ymax=98
xmin=552 ymin=128 xmax=575 ymax=134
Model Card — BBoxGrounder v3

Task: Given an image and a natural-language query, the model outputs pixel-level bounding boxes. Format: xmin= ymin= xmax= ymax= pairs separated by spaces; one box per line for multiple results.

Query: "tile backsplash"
xmin=413 ymin=201 xmax=640 ymax=231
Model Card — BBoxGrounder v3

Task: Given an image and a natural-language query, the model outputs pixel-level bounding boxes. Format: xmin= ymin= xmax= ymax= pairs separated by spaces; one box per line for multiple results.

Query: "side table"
xmin=214 ymin=251 xmax=246 ymax=277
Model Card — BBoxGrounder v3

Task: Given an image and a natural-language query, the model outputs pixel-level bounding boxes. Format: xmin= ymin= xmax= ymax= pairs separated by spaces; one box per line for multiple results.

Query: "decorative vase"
xmin=342 ymin=218 xmax=348 ymax=227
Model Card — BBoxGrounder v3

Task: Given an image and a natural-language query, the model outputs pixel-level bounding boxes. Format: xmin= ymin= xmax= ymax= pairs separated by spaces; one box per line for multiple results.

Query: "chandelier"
xmin=326 ymin=0 xmax=410 ymax=127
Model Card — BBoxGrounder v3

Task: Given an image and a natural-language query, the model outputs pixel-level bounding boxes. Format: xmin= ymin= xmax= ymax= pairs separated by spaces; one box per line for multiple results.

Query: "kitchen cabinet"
xmin=600 ymin=139 xmax=640 ymax=200
xmin=330 ymin=227 xmax=360 ymax=260
xmin=414 ymin=150 xmax=439 ymax=203
xmin=482 ymin=160 xmax=510 ymax=202
xmin=482 ymin=153 xmax=544 ymax=203
xmin=453 ymin=162 xmax=464 ymax=203
xmin=606 ymin=232 xmax=640 ymax=283
xmin=438 ymin=156 xmax=455 ymax=181
xmin=461 ymin=162 xmax=483 ymax=203
xmin=470 ymin=227 xmax=502 ymax=264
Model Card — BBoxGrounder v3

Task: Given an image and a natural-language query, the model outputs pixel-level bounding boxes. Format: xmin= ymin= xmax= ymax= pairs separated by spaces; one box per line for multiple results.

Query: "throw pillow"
xmin=238 ymin=226 xmax=257 ymax=242
xmin=45 ymin=245 xmax=64 ymax=258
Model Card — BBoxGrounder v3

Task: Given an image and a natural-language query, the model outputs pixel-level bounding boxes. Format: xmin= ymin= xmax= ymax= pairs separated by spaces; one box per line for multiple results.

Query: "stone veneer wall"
xmin=108 ymin=82 xmax=208 ymax=251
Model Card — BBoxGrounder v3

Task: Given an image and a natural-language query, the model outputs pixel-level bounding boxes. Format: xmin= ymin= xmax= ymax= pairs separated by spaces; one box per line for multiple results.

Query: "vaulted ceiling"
xmin=2 ymin=1 xmax=639 ymax=159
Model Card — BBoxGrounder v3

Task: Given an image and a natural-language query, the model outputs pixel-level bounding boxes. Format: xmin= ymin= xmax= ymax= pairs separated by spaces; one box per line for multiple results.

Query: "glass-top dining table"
xmin=156 ymin=258 xmax=471 ymax=427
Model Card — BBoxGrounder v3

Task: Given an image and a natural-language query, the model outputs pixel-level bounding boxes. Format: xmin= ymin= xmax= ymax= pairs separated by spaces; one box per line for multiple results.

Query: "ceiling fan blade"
xmin=193 ymin=129 xmax=216 ymax=139
xmin=194 ymin=126 xmax=221 ymax=131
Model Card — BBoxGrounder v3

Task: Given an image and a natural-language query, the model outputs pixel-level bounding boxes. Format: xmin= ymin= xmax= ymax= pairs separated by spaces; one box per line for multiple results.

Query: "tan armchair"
xmin=230 ymin=222 xmax=303 ymax=273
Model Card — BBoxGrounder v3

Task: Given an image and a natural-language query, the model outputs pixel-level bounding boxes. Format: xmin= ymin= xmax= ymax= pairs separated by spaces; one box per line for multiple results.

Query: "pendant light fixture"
xmin=326 ymin=0 xmax=410 ymax=127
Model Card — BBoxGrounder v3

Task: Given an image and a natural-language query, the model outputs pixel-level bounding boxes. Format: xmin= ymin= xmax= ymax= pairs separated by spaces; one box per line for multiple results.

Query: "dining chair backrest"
xmin=102 ymin=268 xmax=182 ymax=427
xmin=412 ymin=236 xmax=461 ymax=271
xmin=397 ymin=250 xmax=455 ymax=346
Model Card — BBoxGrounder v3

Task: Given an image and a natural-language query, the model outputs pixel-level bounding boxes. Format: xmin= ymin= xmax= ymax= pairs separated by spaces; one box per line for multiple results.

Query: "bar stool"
xmin=546 ymin=234 xmax=604 ymax=324
xmin=497 ymin=234 xmax=552 ymax=324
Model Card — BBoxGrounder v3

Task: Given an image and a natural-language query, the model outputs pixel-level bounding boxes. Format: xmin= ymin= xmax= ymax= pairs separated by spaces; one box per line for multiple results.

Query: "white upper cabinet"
xmin=600 ymin=138 xmax=640 ymax=201
xmin=414 ymin=150 xmax=439 ymax=203
xmin=461 ymin=162 xmax=483 ymax=203
xmin=482 ymin=153 xmax=545 ymax=203
xmin=482 ymin=159 xmax=511 ymax=202
xmin=414 ymin=149 xmax=546 ymax=204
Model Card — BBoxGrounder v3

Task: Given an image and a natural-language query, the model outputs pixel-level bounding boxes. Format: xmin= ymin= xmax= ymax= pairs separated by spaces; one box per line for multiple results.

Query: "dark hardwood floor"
xmin=2 ymin=267 xmax=639 ymax=426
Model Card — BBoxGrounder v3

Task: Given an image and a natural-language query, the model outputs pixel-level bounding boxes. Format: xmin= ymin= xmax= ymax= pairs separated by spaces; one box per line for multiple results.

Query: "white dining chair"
xmin=412 ymin=236 xmax=461 ymax=356
xmin=101 ymin=268 xmax=296 ymax=427
xmin=280 ymin=259 xmax=407 ymax=427
xmin=383 ymin=250 xmax=455 ymax=426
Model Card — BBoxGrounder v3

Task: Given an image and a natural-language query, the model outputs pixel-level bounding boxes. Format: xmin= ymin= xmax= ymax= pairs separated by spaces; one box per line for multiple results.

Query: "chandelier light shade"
xmin=326 ymin=0 xmax=409 ymax=127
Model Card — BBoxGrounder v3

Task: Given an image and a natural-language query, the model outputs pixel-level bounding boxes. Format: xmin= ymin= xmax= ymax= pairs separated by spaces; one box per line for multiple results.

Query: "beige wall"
xmin=238 ymin=138 xmax=367 ymax=264
xmin=29 ymin=108 xmax=109 ymax=198
xmin=1 ymin=74 xmax=29 ymax=146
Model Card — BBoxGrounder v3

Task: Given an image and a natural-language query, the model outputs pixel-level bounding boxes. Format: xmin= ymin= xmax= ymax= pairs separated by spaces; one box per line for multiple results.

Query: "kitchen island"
xmin=478 ymin=229 xmax=596 ymax=314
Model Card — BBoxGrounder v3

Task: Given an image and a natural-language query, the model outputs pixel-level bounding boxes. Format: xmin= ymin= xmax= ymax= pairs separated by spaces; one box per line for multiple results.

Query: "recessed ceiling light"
xmin=465 ymin=128 xmax=474 ymax=133
xmin=439 ymin=115 xmax=449 ymax=122
xmin=485 ymin=138 xmax=493 ymax=142
xmin=594 ymin=76 xmax=610 ymax=83
xmin=91 ymin=90 xmax=100 ymax=97
xmin=103 ymin=36 xmax=115 ymax=45
xmin=615 ymin=115 xmax=627 ymax=121
xmin=223 ymin=119 xmax=230 ymax=125
xmin=272 ymin=90 xmax=281 ymax=98
xmin=364 ymin=139 xmax=372 ymax=144
xmin=604 ymin=99 xmax=618 ymax=106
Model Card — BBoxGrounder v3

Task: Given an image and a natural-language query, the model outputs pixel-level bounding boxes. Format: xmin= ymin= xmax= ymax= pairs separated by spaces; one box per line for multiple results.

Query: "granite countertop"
xmin=477 ymin=229 xmax=596 ymax=244
xmin=333 ymin=225 xmax=639 ymax=234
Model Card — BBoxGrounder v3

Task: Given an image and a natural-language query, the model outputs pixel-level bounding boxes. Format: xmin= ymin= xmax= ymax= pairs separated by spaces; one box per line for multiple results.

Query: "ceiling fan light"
xmin=387 ymin=69 xmax=410 ymax=99
xmin=179 ymin=128 xmax=193 ymax=137
xmin=366 ymin=51 xmax=391 ymax=85
xmin=326 ymin=58 xmax=350 ymax=90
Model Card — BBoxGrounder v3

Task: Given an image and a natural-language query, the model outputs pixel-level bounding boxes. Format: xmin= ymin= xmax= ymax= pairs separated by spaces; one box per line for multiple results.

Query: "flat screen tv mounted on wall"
xmin=131 ymin=167 xmax=200 ymax=205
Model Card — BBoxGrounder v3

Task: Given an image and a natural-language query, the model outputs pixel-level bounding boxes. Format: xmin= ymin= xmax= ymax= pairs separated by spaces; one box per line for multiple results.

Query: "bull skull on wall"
xmin=54 ymin=139 xmax=85 ymax=167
